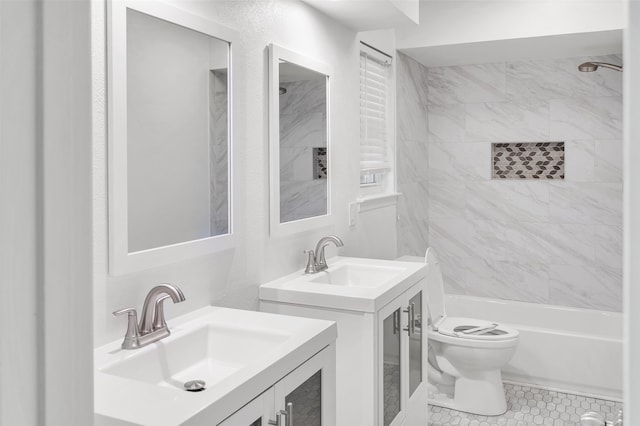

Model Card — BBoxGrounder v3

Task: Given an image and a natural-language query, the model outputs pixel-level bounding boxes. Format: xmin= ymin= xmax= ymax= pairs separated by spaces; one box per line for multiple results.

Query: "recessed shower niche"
xmin=492 ymin=142 xmax=565 ymax=180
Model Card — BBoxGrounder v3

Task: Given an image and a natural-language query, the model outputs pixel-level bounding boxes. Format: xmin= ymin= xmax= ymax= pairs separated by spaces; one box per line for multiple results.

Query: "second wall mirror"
xmin=268 ymin=44 xmax=332 ymax=236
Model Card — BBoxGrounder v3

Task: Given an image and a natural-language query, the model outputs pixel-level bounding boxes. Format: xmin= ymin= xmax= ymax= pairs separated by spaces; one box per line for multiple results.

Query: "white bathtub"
xmin=445 ymin=294 xmax=623 ymax=400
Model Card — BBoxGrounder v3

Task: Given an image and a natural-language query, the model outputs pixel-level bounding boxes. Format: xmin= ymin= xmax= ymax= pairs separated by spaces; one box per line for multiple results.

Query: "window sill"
xmin=355 ymin=192 xmax=401 ymax=213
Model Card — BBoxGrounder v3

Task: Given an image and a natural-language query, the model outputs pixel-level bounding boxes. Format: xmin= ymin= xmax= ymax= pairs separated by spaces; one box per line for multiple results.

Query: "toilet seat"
xmin=425 ymin=248 xmax=519 ymax=344
xmin=435 ymin=316 xmax=519 ymax=341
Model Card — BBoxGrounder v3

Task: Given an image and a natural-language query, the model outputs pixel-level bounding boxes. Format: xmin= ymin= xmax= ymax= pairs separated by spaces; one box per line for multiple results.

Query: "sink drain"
xmin=184 ymin=380 xmax=206 ymax=392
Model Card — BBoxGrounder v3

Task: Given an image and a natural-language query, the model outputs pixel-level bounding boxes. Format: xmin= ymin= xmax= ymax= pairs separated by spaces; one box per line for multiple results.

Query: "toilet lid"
xmin=435 ymin=316 xmax=519 ymax=341
xmin=425 ymin=247 xmax=446 ymax=328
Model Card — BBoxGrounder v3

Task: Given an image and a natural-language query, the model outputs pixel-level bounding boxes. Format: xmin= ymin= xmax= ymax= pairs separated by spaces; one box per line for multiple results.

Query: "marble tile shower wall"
xmin=397 ymin=53 xmax=430 ymax=256
xmin=209 ymin=69 xmax=229 ymax=235
xmin=396 ymin=53 xmax=623 ymax=312
xmin=279 ymin=79 xmax=328 ymax=222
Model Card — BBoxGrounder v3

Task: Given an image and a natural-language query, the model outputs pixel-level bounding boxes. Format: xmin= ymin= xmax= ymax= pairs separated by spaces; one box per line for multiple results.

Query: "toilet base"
xmin=428 ymin=369 xmax=507 ymax=416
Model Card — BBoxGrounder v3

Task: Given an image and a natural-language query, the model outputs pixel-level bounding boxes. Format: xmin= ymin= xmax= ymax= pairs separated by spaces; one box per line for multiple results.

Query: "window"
xmin=359 ymin=42 xmax=394 ymax=195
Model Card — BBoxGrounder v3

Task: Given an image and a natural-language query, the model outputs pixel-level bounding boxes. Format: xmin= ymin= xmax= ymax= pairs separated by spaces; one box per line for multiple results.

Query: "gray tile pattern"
xmin=492 ymin=142 xmax=564 ymax=180
xmin=313 ymin=147 xmax=327 ymax=179
xmin=429 ymin=383 xmax=623 ymax=426
xmin=396 ymin=53 xmax=623 ymax=312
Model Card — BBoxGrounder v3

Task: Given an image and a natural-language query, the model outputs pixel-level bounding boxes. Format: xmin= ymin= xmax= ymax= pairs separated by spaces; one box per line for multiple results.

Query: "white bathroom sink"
xmin=100 ymin=321 xmax=289 ymax=391
xmin=94 ymin=306 xmax=336 ymax=426
xmin=309 ymin=263 xmax=405 ymax=287
xmin=260 ymin=257 xmax=427 ymax=312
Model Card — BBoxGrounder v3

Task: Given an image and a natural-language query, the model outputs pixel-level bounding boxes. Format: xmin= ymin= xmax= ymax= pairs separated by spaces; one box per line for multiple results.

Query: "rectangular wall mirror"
xmin=108 ymin=1 xmax=237 ymax=275
xmin=268 ymin=44 xmax=332 ymax=236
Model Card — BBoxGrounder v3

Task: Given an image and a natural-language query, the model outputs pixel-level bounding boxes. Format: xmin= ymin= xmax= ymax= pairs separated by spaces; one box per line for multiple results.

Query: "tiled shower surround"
xmin=209 ymin=69 xmax=229 ymax=235
xmin=279 ymin=78 xmax=328 ymax=223
xmin=396 ymin=53 xmax=623 ymax=312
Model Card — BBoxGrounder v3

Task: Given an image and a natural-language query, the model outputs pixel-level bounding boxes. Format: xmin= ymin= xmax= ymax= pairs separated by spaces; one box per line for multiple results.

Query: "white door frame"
xmin=624 ymin=0 xmax=640 ymax=423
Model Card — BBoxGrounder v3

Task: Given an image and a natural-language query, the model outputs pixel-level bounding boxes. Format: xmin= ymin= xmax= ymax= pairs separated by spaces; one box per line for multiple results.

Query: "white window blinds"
xmin=360 ymin=48 xmax=391 ymax=174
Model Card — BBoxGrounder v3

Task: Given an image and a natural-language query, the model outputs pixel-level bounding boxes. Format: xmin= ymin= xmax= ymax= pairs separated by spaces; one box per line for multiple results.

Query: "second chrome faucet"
xmin=113 ymin=283 xmax=186 ymax=350
xmin=304 ymin=235 xmax=344 ymax=274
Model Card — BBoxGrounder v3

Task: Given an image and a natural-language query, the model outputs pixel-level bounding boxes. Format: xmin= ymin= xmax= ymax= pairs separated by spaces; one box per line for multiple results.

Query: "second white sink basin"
xmin=309 ymin=263 xmax=405 ymax=287
xmin=260 ymin=257 xmax=427 ymax=313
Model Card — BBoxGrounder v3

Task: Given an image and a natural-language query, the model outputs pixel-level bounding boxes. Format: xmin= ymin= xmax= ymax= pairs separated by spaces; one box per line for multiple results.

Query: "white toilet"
xmin=425 ymin=248 xmax=519 ymax=416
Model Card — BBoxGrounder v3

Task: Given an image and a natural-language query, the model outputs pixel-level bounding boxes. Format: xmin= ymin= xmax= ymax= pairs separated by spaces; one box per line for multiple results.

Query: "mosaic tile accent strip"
xmin=313 ymin=147 xmax=327 ymax=179
xmin=492 ymin=142 xmax=565 ymax=180
xmin=429 ymin=383 xmax=623 ymax=426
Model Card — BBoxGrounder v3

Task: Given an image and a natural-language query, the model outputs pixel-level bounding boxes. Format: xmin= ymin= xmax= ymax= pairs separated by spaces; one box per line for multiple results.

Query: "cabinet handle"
xmin=269 ymin=402 xmax=293 ymax=426
xmin=403 ymin=303 xmax=415 ymax=336
xmin=393 ymin=310 xmax=400 ymax=335
xmin=284 ymin=402 xmax=293 ymax=426
xmin=410 ymin=302 xmax=416 ymax=335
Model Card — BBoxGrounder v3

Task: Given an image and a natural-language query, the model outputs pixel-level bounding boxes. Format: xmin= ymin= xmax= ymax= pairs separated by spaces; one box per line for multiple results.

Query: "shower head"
xmin=578 ymin=62 xmax=623 ymax=72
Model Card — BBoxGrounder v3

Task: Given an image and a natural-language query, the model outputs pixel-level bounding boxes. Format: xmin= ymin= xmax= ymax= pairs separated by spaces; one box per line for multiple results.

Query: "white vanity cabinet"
xmin=260 ymin=257 xmax=427 ymax=426
xmin=378 ymin=283 xmax=426 ymax=426
xmin=94 ymin=307 xmax=337 ymax=426
xmin=219 ymin=346 xmax=335 ymax=426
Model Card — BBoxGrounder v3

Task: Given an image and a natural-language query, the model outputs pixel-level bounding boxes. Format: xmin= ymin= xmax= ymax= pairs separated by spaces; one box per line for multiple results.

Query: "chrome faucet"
xmin=113 ymin=283 xmax=186 ymax=350
xmin=304 ymin=235 xmax=344 ymax=274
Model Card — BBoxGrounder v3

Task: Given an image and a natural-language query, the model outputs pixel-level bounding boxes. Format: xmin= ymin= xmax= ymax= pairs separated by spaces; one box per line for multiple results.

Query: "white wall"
xmin=93 ymin=0 xmax=398 ymax=346
xmin=624 ymin=0 xmax=640 ymax=421
xmin=1 ymin=1 xmax=94 ymax=425
xmin=42 ymin=0 xmax=94 ymax=423
xmin=396 ymin=0 xmax=624 ymax=49
xmin=0 ymin=1 xmax=40 ymax=424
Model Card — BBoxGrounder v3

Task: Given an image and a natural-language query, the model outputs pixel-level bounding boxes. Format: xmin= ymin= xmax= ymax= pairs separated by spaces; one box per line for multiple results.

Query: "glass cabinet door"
xmin=382 ymin=307 xmax=402 ymax=426
xmin=408 ymin=291 xmax=423 ymax=396
xmin=274 ymin=346 xmax=334 ymax=426
xmin=285 ymin=370 xmax=322 ymax=425
xmin=403 ymin=285 xmax=427 ymax=426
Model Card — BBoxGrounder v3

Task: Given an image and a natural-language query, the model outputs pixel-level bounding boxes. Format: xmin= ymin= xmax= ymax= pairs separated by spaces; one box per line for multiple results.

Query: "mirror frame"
xmin=268 ymin=44 xmax=333 ymax=237
xmin=107 ymin=0 xmax=237 ymax=275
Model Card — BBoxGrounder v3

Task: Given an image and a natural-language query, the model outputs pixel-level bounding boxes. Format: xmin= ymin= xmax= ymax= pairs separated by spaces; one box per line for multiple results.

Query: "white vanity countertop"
xmin=94 ymin=306 xmax=336 ymax=426
xmin=259 ymin=256 xmax=427 ymax=312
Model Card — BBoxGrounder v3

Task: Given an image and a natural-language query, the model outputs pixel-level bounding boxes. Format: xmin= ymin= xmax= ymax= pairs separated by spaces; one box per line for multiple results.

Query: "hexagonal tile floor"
xmin=428 ymin=383 xmax=622 ymax=426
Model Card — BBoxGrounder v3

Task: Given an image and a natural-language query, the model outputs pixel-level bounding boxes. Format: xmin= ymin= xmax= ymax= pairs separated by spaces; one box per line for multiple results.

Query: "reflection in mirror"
xmin=126 ymin=9 xmax=229 ymax=253
xmin=278 ymin=61 xmax=328 ymax=223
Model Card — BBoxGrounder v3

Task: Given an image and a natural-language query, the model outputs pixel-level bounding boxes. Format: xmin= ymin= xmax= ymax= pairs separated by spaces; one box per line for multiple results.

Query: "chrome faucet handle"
xmin=139 ymin=283 xmax=186 ymax=334
xmin=304 ymin=250 xmax=317 ymax=274
xmin=152 ymin=294 xmax=171 ymax=331
xmin=113 ymin=308 xmax=140 ymax=349
xmin=314 ymin=235 xmax=344 ymax=271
